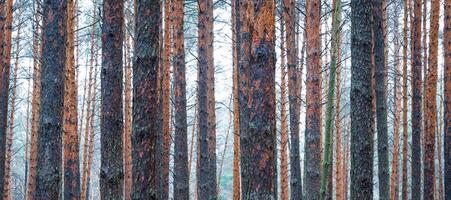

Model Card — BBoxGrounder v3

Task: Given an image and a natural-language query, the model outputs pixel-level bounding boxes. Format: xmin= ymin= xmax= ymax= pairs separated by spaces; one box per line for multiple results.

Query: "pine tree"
xmin=444 ymin=0 xmax=451 ymax=198
xmin=305 ymin=0 xmax=322 ymax=198
xmin=101 ymin=0 xmax=124 ymax=197
xmin=34 ymin=0 xmax=68 ymax=197
xmin=173 ymin=0 xmax=189 ymax=198
xmin=350 ymin=0 xmax=374 ymax=199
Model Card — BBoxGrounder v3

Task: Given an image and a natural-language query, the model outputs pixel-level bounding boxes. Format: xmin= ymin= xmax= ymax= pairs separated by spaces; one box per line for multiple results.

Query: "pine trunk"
xmin=26 ymin=2 xmax=42 ymax=198
xmin=411 ymin=0 xmax=422 ymax=198
xmin=423 ymin=0 xmax=439 ymax=197
xmin=131 ymin=0 xmax=161 ymax=198
xmin=320 ymin=0 xmax=341 ymax=198
xmin=34 ymin=0 xmax=68 ymax=197
xmin=162 ymin=0 xmax=172 ymax=199
xmin=239 ymin=0 xmax=277 ymax=198
xmin=305 ymin=0 xmax=322 ymax=198
xmin=335 ymin=49 xmax=344 ymax=200
xmin=283 ymin=0 xmax=302 ymax=198
xmin=173 ymin=0 xmax=189 ymax=198
xmin=401 ymin=0 xmax=409 ymax=199
xmin=279 ymin=16 xmax=289 ymax=200
xmin=350 ymin=0 xmax=374 ymax=199
xmin=232 ymin=0 xmax=240 ymax=198
xmin=100 ymin=0 xmax=124 ymax=197
xmin=0 ymin=0 xmax=10 ymax=195
xmin=63 ymin=0 xmax=80 ymax=197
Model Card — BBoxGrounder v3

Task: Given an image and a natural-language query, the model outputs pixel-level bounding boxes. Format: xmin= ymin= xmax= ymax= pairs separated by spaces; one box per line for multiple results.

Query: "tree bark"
xmin=335 ymin=46 xmax=344 ymax=200
xmin=63 ymin=0 xmax=80 ymax=197
xmin=350 ymin=0 xmax=374 ymax=199
xmin=162 ymin=0 xmax=172 ymax=199
xmin=0 ymin=0 xmax=10 ymax=195
xmin=305 ymin=0 xmax=322 ymax=198
xmin=283 ymin=0 xmax=302 ymax=198
xmin=34 ymin=0 xmax=68 ymax=198
xmin=101 ymin=0 xmax=124 ymax=197
xmin=423 ymin=0 xmax=439 ymax=197
xmin=279 ymin=15 xmax=289 ymax=200
xmin=401 ymin=0 xmax=409 ymax=199
xmin=131 ymin=0 xmax=162 ymax=198
xmin=411 ymin=0 xmax=422 ymax=198
xmin=372 ymin=0 xmax=389 ymax=198
xmin=3 ymin=3 xmax=23 ymax=198
xmin=197 ymin=0 xmax=217 ymax=198
xmin=237 ymin=0 xmax=276 ymax=199
xmin=172 ymin=0 xmax=189 ymax=198
xmin=320 ymin=0 xmax=341 ymax=198
xmin=232 ymin=0 xmax=240 ymax=199
xmin=26 ymin=2 xmax=42 ymax=198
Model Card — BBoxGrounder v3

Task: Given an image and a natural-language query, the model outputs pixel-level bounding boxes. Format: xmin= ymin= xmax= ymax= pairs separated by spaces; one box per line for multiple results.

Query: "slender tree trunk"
xmin=162 ymin=0 xmax=172 ymax=199
xmin=238 ymin=0 xmax=277 ymax=199
xmin=350 ymin=0 xmax=374 ymax=199
xmin=26 ymin=2 xmax=42 ymax=198
xmin=197 ymin=0 xmax=217 ymax=198
xmin=101 ymin=0 xmax=124 ymax=197
xmin=444 ymin=0 xmax=450 ymax=197
xmin=411 ymin=0 xmax=422 ymax=198
xmin=34 ymin=0 xmax=68 ymax=197
xmin=335 ymin=47 xmax=343 ymax=200
xmin=4 ymin=6 xmax=23 ymax=198
xmin=123 ymin=30 xmax=132 ymax=200
xmin=0 ymin=0 xmax=10 ymax=195
xmin=173 ymin=0 xmax=189 ymax=198
xmin=372 ymin=0 xmax=389 ymax=198
xmin=63 ymin=0 xmax=80 ymax=197
xmin=423 ymin=0 xmax=439 ymax=197
xmin=283 ymin=0 xmax=302 ymax=198
xmin=232 ymin=0 xmax=240 ymax=199
xmin=401 ymin=0 xmax=409 ymax=198
xmin=390 ymin=2 xmax=402 ymax=199
xmin=320 ymin=0 xmax=341 ymax=198
xmin=279 ymin=15 xmax=289 ymax=200
xmin=131 ymin=0 xmax=162 ymax=198
xmin=305 ymin=0 xmax=322 ymax=198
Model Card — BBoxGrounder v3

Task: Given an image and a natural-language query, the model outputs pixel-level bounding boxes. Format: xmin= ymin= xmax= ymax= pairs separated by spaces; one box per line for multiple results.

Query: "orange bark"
xmin=232 ymin=0 xmax=240 ymax=199
xmin=26 ymin=2 xmax=42 ymax=198
xmin=279 ymin=16 xmax=289 ymax=200
xmin=123 ymin=31 xmax=132 ymax=200
xmin=401 ymin=0 xmax=409 ymax=199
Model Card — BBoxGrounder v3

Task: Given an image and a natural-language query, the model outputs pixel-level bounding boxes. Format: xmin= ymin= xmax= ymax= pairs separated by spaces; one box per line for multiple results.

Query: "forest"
xmin=0 ymin=0 xmax=449 ymax=199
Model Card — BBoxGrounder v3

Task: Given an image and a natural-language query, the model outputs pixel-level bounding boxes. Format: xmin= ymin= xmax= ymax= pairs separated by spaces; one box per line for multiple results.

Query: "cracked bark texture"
xmin=350 ymin=0 xmax=373 ymax=199
xmin=131 ymin=0 xmax=162 ymax=198
xmin=101 ymin=0 xmax=124 ymax=198
xmin=34 ymin=0 xmax=68 ymax=198
xmin=239 ymin=0 xmax=277 ymax=199
xmin=0 ymin=0 xmax=9 ymax=196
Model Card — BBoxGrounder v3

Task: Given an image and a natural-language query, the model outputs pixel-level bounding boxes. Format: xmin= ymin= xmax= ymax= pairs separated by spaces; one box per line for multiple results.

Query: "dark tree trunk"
xmin=100 ymin=0 xmax=124 ymax=198
xmin=411 ymin=0 xmax=422 ymax=198
xmin=239 ymin=0 xmax=277 ymax=199
xmin=172 ymin=0 xmax=189 ymax=198
xmin=197 ymin=0 xmax=216 ymax=198
xmin=131 ymin=0 xmax=162 ymax=199
xmin=372 ymin=0 xmax=389 ymax=199
xmin=283 ymin=0 xmax=303 ymax=198
xmin=197 ymin=0 xmax=217 ymax=199
xmin=34 ymin=0 xmax=68 ymax=198
xmin=444 ymin=0 xmax=451 ymax=198
xmin=350 ymin=0 xmax=374 ymax=199
xmin=305 ymin=0 xmax=322 ymax=198
xmin=0 ymin=0 xmax=8 ymax=197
